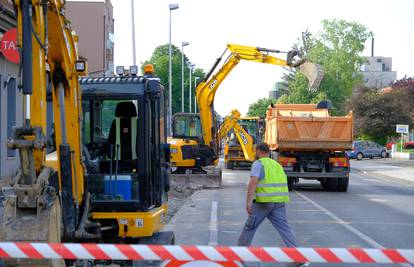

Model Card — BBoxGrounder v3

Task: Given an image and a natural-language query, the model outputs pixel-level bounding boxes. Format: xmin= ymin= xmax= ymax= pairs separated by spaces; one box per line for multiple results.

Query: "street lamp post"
xmin=131 ymin=0 xmax=136 ymax=65
xmin=188 ymin=64 xmax=194 ymax=113
xmin=194 ymin=76 xmax=200 ymax=112
xmin=168 ymin=3 xmax=179 ymax=135
xmin=181 ymin=42 xmax=189 ymax=112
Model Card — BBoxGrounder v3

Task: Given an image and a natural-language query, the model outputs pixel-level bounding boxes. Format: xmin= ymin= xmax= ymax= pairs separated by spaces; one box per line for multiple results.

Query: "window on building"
xmin=382 ymin=63 xmax=386 ymax=71
xmin=7 ymin=77 xmax=16 ymax=158
xmin=377 ymin=58 xmax=382 ymax=63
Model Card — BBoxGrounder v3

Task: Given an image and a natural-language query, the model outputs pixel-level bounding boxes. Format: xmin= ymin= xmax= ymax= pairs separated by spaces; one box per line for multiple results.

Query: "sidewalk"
xmin=351 ymin=159 xmax=414 ymax=184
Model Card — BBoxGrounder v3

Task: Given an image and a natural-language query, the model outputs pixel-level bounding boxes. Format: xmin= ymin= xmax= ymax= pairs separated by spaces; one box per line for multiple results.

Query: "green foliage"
xmin=246 ymin=98 xmax=275 ymax=117
xmin=283 ymin=19 xmax=373 ymax=114
xmin=142 ymin=44 xmax=205 ymax=115
xmin=348 ymin=86 xmax=412 ymax=144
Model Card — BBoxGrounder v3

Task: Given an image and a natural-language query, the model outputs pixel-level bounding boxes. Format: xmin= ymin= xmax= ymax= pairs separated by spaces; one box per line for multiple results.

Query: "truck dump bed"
xmin=265 ymin=104 xmax=353 ymax=151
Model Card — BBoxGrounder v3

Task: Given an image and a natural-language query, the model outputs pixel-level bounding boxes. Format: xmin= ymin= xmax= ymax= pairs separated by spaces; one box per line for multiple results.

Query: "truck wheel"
xmin=226 ymin=161 xmax=234 ymax=170
xmin=337 ymin=177 xmax=349 ymax=192
xmin=287 ymin=177 xmax=294 ymax=191
xmin=356 ymin=153 xmax=363 ymax=160
xmin=323 ymin=178 xmax=338 ymax=191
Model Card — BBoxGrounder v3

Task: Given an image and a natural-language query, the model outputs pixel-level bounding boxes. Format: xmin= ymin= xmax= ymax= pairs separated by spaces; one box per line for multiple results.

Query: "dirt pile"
xmin=167 ymin=182 xmax=202 ymax=222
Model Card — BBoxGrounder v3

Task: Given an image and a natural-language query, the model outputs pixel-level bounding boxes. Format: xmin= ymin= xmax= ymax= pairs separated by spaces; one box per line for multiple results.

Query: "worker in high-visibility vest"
xmin=237 ymin=143 xmax=305 ymax=266
xmin=188 ymin=120 xmax=197 ymax=136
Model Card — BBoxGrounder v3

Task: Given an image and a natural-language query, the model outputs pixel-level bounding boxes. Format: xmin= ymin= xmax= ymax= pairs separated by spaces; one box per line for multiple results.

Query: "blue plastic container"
xmin=104 ymin=175 xmax=132 ymax=200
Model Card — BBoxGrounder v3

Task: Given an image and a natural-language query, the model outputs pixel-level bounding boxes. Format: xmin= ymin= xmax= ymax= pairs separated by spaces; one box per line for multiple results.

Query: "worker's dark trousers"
xmin=237 ymin=202 xmax=298 ymax=247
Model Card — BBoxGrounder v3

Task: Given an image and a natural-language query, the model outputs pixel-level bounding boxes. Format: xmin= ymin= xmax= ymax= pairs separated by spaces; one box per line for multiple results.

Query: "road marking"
xmin=296 ymin=192 xmax=414 ymax=266
xmin=295 ymin=191 xmax=384 ymax=249
xmin=369 ymin=198 xmax=389 ymax=203
xmin=209 ymin=201 xmax=218 ymax=246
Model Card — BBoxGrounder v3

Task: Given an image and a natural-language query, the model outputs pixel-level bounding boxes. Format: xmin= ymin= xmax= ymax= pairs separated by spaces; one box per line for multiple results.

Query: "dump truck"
xmin=265 ymin=101 xmax=353 ymax=192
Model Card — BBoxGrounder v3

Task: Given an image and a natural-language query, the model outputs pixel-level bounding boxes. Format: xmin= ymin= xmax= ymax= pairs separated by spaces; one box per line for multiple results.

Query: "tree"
xmin=246 ymin=98 xmax=275 ymax=117
xmin=142 ymin=44 xmax=205 ymax=115
xmin=282 ymin=19 xmax=373 ymax=114
xmin=348 ymin=86 xmax=412 ymax=144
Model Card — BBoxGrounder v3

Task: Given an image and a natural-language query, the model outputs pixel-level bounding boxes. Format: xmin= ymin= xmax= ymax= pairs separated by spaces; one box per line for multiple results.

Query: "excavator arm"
xmin=218 ymin=109 xmax=255 ymax=162
xmin=1 ymin=0 xmax=91 ymax=248
xmin=196 ymin=44 xmax=324 ymax=158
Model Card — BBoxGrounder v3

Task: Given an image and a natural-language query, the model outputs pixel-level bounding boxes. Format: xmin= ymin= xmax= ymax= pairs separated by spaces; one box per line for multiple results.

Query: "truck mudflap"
xmin=285 ymin=171 xmax=349 ymax=179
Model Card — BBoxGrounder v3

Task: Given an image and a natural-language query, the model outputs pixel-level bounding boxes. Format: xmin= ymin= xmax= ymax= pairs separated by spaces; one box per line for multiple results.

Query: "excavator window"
xmin=173 ymin=114 xmax=202 ymax=138
xmin=82 ymin=99 xmax=140 ymax=203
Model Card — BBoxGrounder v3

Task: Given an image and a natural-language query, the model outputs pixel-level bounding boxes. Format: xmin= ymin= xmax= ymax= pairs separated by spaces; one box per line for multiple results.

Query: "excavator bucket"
xmin=299 ymin=61 xmax=324 ymax=90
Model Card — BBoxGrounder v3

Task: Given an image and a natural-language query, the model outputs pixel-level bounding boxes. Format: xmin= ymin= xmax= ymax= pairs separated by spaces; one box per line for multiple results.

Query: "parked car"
xmin=347 ymin=141 xmax=387 ymax=160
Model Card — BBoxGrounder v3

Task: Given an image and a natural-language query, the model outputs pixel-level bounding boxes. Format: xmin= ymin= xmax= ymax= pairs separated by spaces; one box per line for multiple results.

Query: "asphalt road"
xmin=166 ymin=160 xmax=414 ymax=267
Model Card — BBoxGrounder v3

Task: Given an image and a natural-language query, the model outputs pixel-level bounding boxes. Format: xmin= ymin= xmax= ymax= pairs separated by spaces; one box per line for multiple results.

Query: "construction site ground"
xmin=165 ymin=159 xmax=414 ymax=267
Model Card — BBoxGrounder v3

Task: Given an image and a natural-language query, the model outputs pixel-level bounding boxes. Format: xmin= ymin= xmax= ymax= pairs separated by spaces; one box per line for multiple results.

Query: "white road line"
xmin=295 ymin=191 xmax=384 ymax=249
xmin=208 ymin=201 xmax=218 ymax=246
xmin=296 ymin=192 xmax=414 ymax=266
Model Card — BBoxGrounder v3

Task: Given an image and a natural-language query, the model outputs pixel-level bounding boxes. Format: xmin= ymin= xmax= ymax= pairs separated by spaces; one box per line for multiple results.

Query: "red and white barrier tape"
xmin=0 ymin=242 xmax=413 ymax=264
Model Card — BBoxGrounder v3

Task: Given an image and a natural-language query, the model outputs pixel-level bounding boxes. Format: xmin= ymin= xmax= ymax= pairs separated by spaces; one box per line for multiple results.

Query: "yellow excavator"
xmin=1 ymin=1 xmax=172 ymax=266
xmin=219 ymin=110 xmax=263 ymax=169
xmin=169 ymin=44 xmax=324 ymax=180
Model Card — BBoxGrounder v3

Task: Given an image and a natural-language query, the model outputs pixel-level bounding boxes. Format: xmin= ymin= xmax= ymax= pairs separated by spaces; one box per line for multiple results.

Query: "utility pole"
xmin=168 ymin=3 xmax=179 ymax=135
xmin=188 ymin=64 xmax=194 ymax=113
xmin=181 ymin=42 xmax=189 ymax=112
xmin=131 ymin=0 xmax=136 ymax=65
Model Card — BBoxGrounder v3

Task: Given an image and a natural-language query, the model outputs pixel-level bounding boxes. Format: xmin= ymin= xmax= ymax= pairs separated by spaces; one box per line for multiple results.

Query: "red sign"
xmin=1 ymin=28 xmax=19 ymax=64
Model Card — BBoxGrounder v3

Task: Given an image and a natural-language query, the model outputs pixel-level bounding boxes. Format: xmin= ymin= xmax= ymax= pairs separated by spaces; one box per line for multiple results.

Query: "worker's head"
xmin=256 ymin=142 xmax=270 ymax=159
xmin=189 ymin=120 xmax=196 ymax=128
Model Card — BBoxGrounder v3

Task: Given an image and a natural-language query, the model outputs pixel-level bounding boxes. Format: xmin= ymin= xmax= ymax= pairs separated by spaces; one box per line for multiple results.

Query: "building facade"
xmin=268 ymin=81 xmax=288 ymax=100
xmin=66 ymin=0 xmax=114 ymax=76
xmin=0 ymin=0 xmax=23 ymax=180
xmin=361 ymin=56 xmax=397 ymax=88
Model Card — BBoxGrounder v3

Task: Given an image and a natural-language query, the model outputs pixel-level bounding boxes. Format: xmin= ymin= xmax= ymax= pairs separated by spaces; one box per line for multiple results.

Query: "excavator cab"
xmin=169 ymin=113 xmax=217 ymax=174
xmin=79 ymin=76 xmax=172 ymax=242
xmin=172 ymin=113 xmax=203 ymax=139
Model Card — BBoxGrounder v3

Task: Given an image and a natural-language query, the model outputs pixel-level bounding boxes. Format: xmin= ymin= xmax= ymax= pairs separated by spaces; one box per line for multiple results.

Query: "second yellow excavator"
xmin=169 ymin=44 xmax=324 ymax=182
xmin=219 ymin=110 xmax=264 ymax=169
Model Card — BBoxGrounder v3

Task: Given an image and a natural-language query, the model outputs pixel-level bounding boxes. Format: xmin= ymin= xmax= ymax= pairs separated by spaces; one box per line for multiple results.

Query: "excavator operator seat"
xmin=108 ymin=101 xmax=138 ymax=161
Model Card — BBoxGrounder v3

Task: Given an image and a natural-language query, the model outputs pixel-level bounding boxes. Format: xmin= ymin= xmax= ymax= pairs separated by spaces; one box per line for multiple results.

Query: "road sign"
xmin=396 ymin=124 xmax=409 ymax=134
xmin=0 ymin=28 xmax=19 ymax=64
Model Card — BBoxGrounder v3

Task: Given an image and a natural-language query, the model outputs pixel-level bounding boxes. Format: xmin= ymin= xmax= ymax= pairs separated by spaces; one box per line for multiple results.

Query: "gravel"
xmin=167 ymin=182 xmax=203 ymax=222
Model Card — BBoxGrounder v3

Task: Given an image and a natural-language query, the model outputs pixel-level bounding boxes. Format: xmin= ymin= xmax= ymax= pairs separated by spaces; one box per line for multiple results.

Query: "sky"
xmin=109 ymin=0 xmax=414 ymax=116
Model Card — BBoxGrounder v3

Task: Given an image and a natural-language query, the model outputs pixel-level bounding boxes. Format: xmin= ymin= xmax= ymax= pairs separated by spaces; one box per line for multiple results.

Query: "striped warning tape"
xmin=0 ymin=243 xmax=413 ymax=264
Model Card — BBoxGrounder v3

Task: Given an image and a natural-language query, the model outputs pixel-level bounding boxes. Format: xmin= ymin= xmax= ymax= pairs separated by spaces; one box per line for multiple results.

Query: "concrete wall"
xmin=362 ymin=71 xmax=397 ymax=88
xmin=66 ymin=0 xmax=114 ymax=75
xmin=361 ymin=56 xmax=397 ymax=89
xmin=0 ymin=55 xmax=22 ymax=180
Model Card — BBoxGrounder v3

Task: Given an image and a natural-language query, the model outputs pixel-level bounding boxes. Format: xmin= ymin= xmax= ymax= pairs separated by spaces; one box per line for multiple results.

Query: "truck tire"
xmin=287 ymin=177 xmax=294 ymax=191
xmin=322 ymin=178 xmax=338 ymax=191
xmin=337 ymin=177 xmax=349 ymax=192
xmin=356 ymin=152 xmax=363 ymax=160
xmin=226 ymin=161 xmax=234 ymax=170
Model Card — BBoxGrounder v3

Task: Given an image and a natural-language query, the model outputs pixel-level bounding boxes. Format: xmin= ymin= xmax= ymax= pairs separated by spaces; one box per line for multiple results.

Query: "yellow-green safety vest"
xmin=255 ymin=157 xmax=289 ymax=203
xmin=115 ymin=117 xmax=137 ymax=160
